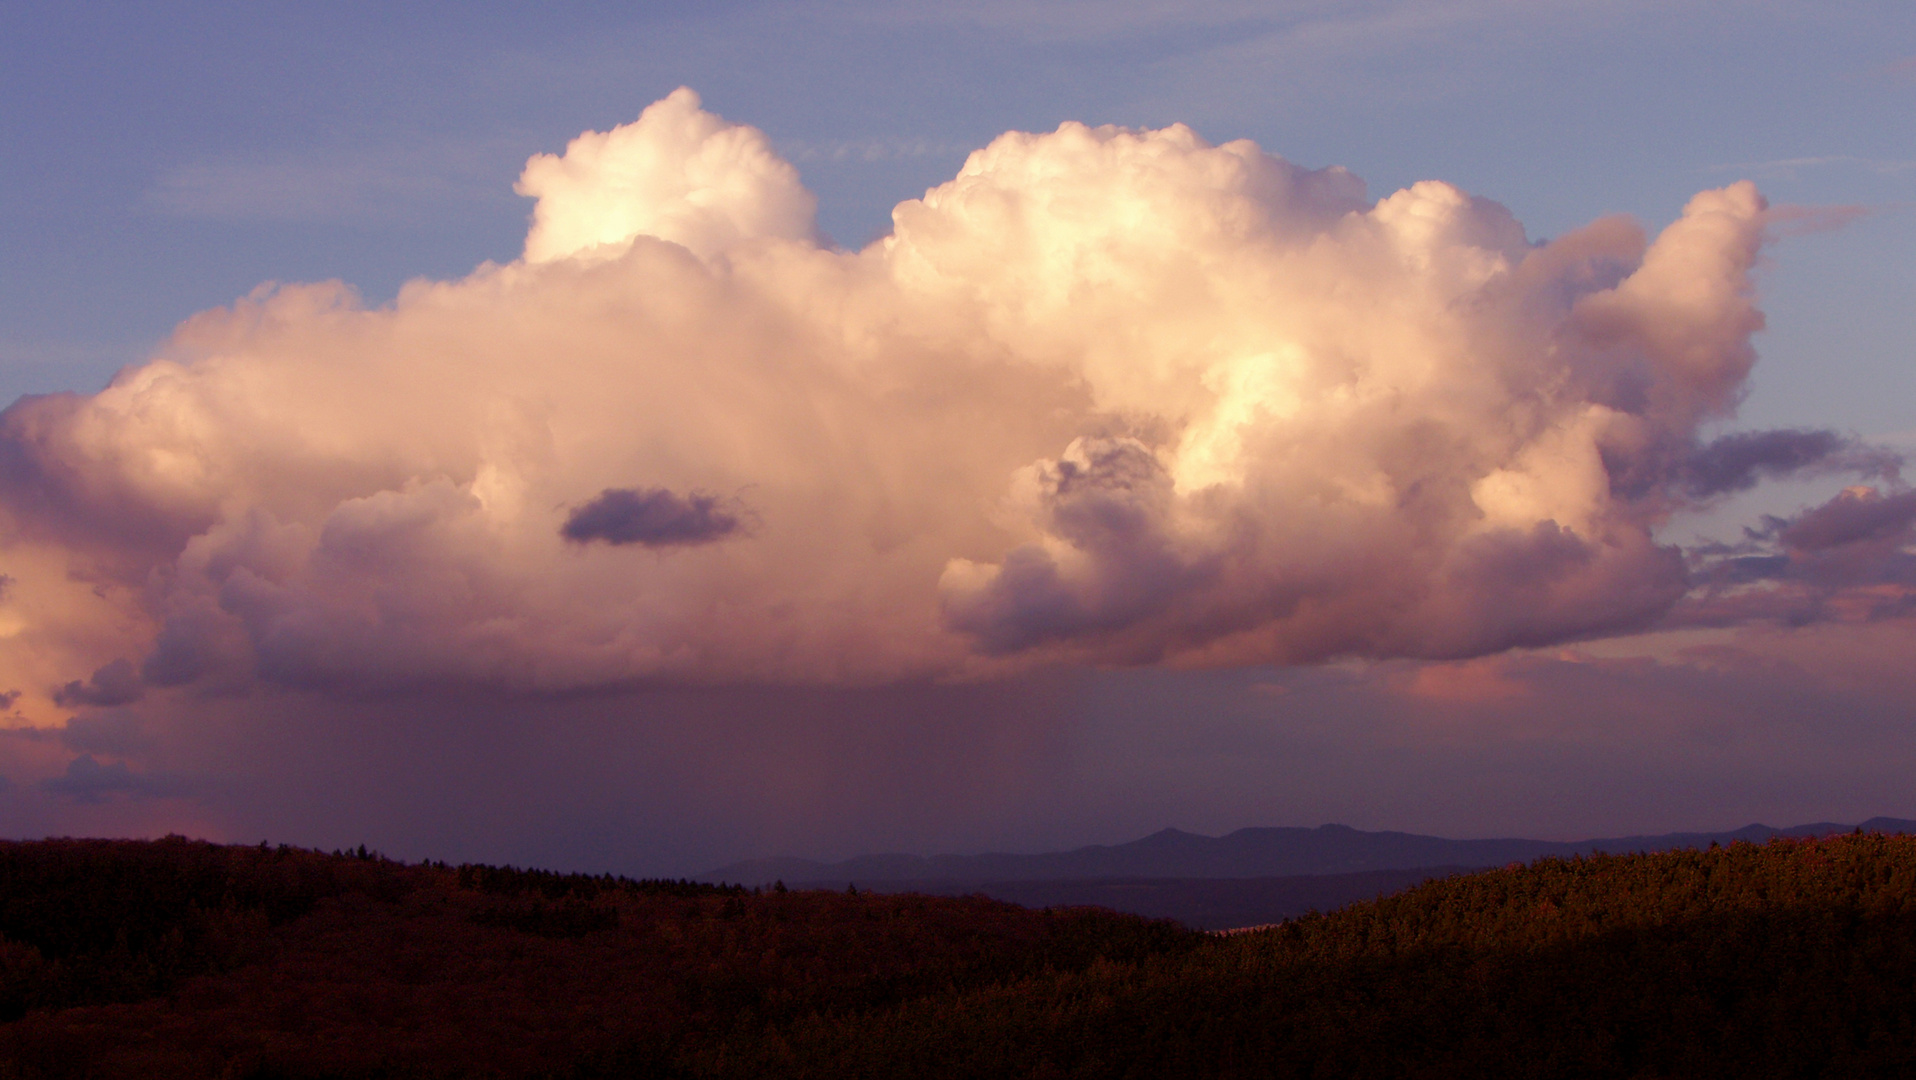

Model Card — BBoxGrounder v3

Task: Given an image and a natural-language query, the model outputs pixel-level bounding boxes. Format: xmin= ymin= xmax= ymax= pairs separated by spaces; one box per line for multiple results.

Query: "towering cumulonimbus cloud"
xmin=0 ymin=88 xmax=1891 ymax=723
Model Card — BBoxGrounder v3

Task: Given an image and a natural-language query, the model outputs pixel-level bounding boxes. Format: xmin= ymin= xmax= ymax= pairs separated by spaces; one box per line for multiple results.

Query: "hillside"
xmin=804 ymin=867 xmax=1479 ymax=931
xmin=6 ymin=833 xmax=1916 ymax=1077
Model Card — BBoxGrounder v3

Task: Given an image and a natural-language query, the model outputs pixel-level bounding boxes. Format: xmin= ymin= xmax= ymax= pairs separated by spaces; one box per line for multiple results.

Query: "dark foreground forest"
xmin=5 ymin=833 xmax=1916 ymax=1078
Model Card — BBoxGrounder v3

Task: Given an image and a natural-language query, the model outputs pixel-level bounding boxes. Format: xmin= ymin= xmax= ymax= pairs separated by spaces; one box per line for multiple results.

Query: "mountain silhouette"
xmin=703 ymin=818 xmax=1916 ymax=887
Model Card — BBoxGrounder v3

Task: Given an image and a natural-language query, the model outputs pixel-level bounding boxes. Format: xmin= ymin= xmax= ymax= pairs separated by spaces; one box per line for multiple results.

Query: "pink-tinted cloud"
xmin=1392 ymin=654 xmax=1533 ymax=705
xmin=0 ymin=88 xmax=1897 ymax=732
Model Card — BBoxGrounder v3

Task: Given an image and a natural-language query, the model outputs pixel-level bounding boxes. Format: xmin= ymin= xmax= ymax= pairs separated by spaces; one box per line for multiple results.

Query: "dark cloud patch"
xmin=942 ymin=438 xmax=1205 ymax=656
xmin=560 ymin=488 xmax=743 ymax=548
xmin=1780 ymin=488 xmax=1916 ymax=553
xmin=1676 ymin=429 xmax=1901 ymax=499
xmin=943 ymin=545 xmax=1096 ymax=655
xmin=51 ymin=658 xmax=145 ymax=708
xmin=1677 ymin=487 xmax=1916 ymax=627
xmin=1422 ymin=522 xmax=1685 ymax=655
xmin=40 ymin=754 xmax=180 ymax=803
xmin=140 ymin=610 xmax=233 ymax=688
xmin=0 ymin=689 xmax=19 ymax=711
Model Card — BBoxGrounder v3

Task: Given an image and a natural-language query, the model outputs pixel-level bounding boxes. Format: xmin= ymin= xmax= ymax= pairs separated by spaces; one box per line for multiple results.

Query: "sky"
xmin=1 ymin=1 xmax=1912 ymax=876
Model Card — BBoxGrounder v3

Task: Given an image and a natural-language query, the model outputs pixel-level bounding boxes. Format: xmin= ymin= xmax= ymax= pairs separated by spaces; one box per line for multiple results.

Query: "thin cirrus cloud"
xmin=144 ymin=144 xmax=509 ymax=223
xmin=1707 ymin=158 xmax=1916 ymax=184
xmin=1879 ymin=55 xmax=1916 ymax=83
xmin=0 ymin=86 xmax=1903 ymax=727
xmin=872 ymin=0 xmax=1562 ymax=46
xmin=777 ymin=138 xmax=973 ymax=165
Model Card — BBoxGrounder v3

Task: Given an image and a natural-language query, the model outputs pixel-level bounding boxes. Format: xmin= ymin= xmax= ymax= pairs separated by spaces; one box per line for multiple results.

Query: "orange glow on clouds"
xmin=0 ymin=87 xmax=1893 ymax=731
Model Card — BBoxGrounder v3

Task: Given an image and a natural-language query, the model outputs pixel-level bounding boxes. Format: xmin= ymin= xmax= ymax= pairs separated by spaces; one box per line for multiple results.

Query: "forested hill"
xmin=8 ymin=833 xmax=1916 ymax=1077
xmin=703 ymin=817 xmax=1916 ymax=884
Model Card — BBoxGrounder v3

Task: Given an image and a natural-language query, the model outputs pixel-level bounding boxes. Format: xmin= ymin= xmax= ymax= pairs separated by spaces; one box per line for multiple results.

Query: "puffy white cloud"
xmin=516 ymin=87 xmax=816 ymax=263
xmin=0 ymin=89 xmax=1879 ymax=723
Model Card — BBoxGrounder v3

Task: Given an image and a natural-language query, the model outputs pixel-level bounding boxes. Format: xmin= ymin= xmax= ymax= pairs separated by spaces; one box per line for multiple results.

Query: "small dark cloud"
xmin=560 ymin=487 xmax=743 ymax=548
xmin=52 ymin=658 xmax=145 ymax=708
xmin=40 ymin=754 xmax=180 ymax=803
xmin=1780 ymin=488 xmax=1916 ymax=553
xmin=0 ymin=689 xmax=19 ymax=711
xmin=1678 ymin=429 xmax=1901 ymax=499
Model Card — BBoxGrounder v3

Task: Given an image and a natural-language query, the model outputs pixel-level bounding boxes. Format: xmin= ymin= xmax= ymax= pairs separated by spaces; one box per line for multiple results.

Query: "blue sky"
xmin=2 ymin=2 xmax=1914 ymax=872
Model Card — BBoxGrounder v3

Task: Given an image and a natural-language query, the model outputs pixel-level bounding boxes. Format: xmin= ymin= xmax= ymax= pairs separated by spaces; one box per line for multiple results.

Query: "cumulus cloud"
xmin=0 ymin=87 xmax=1890 ymax=720
xmin=516 ymin=88 xmax=816 ymax=263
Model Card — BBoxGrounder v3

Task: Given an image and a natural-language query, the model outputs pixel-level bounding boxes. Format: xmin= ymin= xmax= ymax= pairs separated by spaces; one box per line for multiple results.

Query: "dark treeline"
xmin=0 ymin=837 xmax=743 ymax=1021
xmin=4 ymin=833 xmax=1916 ymax=1077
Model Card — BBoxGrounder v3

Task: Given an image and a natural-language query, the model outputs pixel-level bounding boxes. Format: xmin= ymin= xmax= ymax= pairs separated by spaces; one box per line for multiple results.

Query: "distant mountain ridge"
xmin=702 ymin=817 xmax=1916 ymax=886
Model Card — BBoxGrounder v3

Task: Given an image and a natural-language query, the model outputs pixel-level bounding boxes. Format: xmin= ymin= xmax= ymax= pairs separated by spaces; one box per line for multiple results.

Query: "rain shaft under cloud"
xmin=0 ymin=88 xmax=1894 ymax=723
